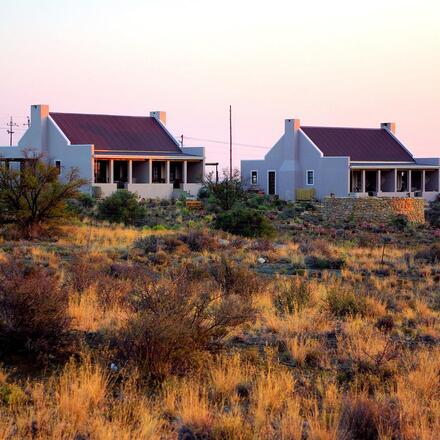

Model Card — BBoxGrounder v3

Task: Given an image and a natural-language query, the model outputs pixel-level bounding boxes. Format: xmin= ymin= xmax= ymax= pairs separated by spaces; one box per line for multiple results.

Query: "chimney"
xmin=381 ymin=122 xmax=396 ymax=134
xmin=285 ymin=118 xmax=300 ymax=133
xmin=150 ymin=111 xmax=166 ymax=125
xmin=18 ymin=104 xmax=49 ymax=152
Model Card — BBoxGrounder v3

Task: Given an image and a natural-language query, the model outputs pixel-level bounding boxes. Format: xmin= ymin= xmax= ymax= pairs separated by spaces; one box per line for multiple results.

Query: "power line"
xmin=181 ymin=136 xmax=269 ymax=150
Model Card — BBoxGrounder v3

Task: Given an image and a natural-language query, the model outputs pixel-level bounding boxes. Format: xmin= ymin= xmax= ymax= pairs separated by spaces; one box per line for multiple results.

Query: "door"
xmin=268 ymin=171 xmax=276 ymax=195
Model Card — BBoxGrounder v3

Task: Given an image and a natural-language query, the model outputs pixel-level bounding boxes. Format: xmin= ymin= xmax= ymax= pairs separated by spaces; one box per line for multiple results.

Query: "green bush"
xmin=274 ymin=280 xmax=310 ymax=315
xmin=97 ymin=190 xmax=147 ymax=225
xmin=67 ymin=192 xmax=96 ymax=218
xmin=391 ymin=214 xmax=408 ymax=231
xmin=427 ymin=195 xmax=440 ymax=228
xmin=305 ymin=255 xmax=346 ymax=270
xmin=215 ymin=207 xmax=275 ymax=238
xmin=324 ymin=288 xmax=367 ymax=318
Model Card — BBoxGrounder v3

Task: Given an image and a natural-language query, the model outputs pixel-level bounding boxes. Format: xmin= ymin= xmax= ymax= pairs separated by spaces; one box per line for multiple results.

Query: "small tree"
xmin=0 ymin=152 xmax=86 ymax=238
xmin=204 ymin=169 xmax=245 ymax=211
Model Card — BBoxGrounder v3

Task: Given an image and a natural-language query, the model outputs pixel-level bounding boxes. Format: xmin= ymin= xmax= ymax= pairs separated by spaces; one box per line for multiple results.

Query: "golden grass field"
xmin=0 ymin=223 xmax=439 ymax=439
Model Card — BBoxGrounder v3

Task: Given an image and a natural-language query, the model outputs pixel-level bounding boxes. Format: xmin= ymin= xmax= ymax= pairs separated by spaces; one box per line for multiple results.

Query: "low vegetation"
xmin=0 ymin=163 xmax=439 ymax=438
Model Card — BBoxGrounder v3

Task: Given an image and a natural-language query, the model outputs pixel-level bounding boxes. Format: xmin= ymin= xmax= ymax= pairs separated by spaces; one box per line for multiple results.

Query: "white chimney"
xmin=381 ymin=122 xmax=396 ymax=134
xmin=285 ymin=118 xmax=300 ymax=133
xmin=150 ymin=111 xmax=166 ymax=125
xmin=18 ymin=104 xmax=49 ymax=152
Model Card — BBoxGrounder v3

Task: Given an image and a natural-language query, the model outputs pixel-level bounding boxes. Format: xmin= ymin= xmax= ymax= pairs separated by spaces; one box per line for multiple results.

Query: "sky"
xmin=0 ymin=0 xmax=439 ymax=169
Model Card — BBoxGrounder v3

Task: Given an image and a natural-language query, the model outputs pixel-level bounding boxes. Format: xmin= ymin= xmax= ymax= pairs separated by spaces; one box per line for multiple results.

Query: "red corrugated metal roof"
xmin=301 ymin=126 xmax=414 ymax=162
xmin=50 ymin=112 xmax=181 ymax=153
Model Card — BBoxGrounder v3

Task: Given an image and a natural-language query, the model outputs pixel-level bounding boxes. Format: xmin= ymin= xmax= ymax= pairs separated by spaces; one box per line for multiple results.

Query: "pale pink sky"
xmin=1 ymin=0 xmax=439 ymax=169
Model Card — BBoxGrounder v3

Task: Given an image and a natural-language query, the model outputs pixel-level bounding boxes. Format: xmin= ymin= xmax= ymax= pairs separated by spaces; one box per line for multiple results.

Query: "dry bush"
xmin=324 ymin=287 xmax=368 ymax=318
xmin=0 ymin=258 xmax=71 ymax=355
xmin=338 ymin=397 xmax=401 ymax=440
xmin=209 ymin=257 xmax=268 ymax=297
xmin=274 ymin=277 xmax=311 ymax=315
xmin=67 ymin=252 xmax=112 ymax=292
xmin=415 ymin=243 xmax=440 ymax=263
xmin=179 ymin=229 xmax=220 ymax=252
xmin=116 ymin=266 xmax=257 ymax=381
xmin=133 ymin=234 xmax=186 ymax=254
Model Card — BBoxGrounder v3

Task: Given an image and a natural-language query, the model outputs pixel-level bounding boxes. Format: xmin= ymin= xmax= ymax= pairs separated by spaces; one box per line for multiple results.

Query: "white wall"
xmin=127 ymin=183 xmax=174 ymax=199
xmin=46 ymin=117 xmax=93 ymax=186
xmin=241 ymin=119 xmax=350 ymax=200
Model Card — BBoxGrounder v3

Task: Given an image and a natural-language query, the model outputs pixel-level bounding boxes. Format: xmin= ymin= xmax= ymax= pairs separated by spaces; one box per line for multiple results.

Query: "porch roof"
xmin=350 ymin=163 xmax=440 ymax=169
xmin=94 ymin=151 xmax=203 ymax=160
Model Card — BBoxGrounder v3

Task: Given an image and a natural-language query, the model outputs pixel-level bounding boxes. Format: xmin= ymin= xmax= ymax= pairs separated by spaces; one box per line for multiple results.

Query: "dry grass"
xmin=0 ymin=222 xmax=439 ymax=439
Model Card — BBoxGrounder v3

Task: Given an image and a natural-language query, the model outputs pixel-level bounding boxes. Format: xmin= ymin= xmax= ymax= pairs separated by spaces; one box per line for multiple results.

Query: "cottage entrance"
xmin=170 ymin=162 xmax=183 ymax=189
xmin=114 ymin=161 xmax=128 ymax=189
xmin=268 ymin=171 xmax=276 ymax=195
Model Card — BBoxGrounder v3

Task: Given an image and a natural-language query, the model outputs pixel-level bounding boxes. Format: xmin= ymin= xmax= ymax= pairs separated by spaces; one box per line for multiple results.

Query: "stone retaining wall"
xmin=323 ymin=197 xmax=425 ymax=226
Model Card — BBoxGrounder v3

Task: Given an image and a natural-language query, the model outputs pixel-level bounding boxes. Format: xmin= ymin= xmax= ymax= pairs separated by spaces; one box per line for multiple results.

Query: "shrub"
xmin=204 ymin=169 xmax=245 ymax=211
xmin=305 ymin=255 xmax=346 ymax=270
xmin=274 ymin=279 xmax=311 ymax=315
xmin=97 ymin=190 xmax=147 ymax=225
xmin=415 ymin=244 xmax=440 ymax=263
xmin=0 ymin=152 xmax=86 ymax=238
xmin=67 ymin=193 xmax=96 ymax=219
xmin=179 ymin=230 xmax=219 ymax=252
xmin=427 ymin=195 xmax=440 ymax=228
xmin=117 ymin=267 xmax=256 ymax=381
xmin=324 ymin=288 xmax=367 ymax=318
xmin=338 ymin=397 xmax=401 ymax=440
xmin=0 ymin=259 xmax=70 ymax=355
xmin=215 ymin=207 xmax=275 ymax=238
xmin=338 ymin=398 xmax=379 ymax=440
xmin=67 ymin=253 xmax=112 ymax=292
xmin=133 ymin=235 xmax=184 ymax=254
xmin=391 ymin=214 xmax=408 ymax=231
xmin=209 ymin=257 xmax=267 ymax=297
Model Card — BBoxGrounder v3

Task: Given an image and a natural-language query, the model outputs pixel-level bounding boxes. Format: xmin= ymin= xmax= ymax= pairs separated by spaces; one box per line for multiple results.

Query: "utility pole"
xmin=180 ymin=134 xmax=184 ymax=148
xmin=24 ymin=116 xmax=30 ymax=128
xmin=6 ymin=117 xmax=18 ymax=146
xmin=229 ymin=105 xmax=232 ymax=180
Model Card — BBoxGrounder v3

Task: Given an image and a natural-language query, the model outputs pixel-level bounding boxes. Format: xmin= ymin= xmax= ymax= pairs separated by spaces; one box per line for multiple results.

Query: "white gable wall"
xmin=6 ymin=105 xmax=93 ymax=187
xmin=47 ymin=117 xmax=93 ymax=186
xmin=297 ymin=131 xmax=349 ymax=198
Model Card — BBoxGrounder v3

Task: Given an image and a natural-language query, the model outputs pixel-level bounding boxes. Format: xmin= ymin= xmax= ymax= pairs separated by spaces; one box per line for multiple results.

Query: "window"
xmin=55 ymin=160 xmax=61 ymax=175
xmin=251 ymin=170 xmax=258 ymax=185
xmin=306 ymin=170 xmax=314 ymax=185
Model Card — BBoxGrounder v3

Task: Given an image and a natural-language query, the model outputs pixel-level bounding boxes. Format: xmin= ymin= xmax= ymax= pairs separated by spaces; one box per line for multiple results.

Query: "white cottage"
xmin=0 ymin=105 xmax=205 ymax=199
xmin=241 ymin=119 xmax=440 ymax=201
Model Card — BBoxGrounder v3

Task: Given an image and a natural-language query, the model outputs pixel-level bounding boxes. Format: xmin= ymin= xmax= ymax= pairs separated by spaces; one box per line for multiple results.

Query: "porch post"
xmin=361 ymin=170 xmax=366 ymax=193
xmin=148 ymin=159 xmax=152 ymax=184
xmin=166 ymin=160 xmax=170 ymax=184
xmin=183 ymin=160 xmax=187 ymax=184
xmin=394 ymin=169 xmax=397 ymax=192
xmin=422 ymin=170 xmax=426 ymax=193
xmin=110 ymin=160 xmax=114 ymax=184
xmin=408 ymin=170 xmax=412 ymax=193
xmin=128 ymin=160 xmax=132 ymax=184
xmin=377 ymin=170 xmax=381 ymax=194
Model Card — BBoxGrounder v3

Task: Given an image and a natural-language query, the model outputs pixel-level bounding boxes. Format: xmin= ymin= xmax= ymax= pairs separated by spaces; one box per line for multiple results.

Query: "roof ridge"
xmin=50 ymin=111 xmax=152 ymax=119
xmin=302 ymin=125 xmax=382 ymax=131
